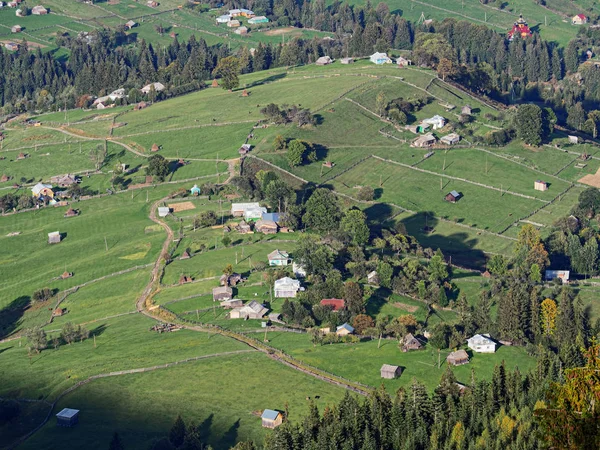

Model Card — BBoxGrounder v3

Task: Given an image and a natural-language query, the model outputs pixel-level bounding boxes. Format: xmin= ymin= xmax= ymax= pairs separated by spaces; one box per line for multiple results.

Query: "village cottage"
xmin=336 ymin=323 xmax=354 ymax=336
xmin=412 ymin=133 xmax=436 ymax=148
xmin=467 ymin=334 xmax=496 ymax=353
xmin=255 ymin=219 xmax=278 ymax=234
xmin=32 ymin=183 xmax=54 ymax=199
xmin=268 ymin=250 xmax=290 ymax=266
xmin=229 ymin=301 xmax=268 ymax=319
xmin=212 ymin=286 xmax=233 ymax=301
xmin=573 ymin=14 xmax=588 ymax=25
xmin=274 ymin=277 xmax=301 ymax=298
xmin=447 ymin=349 xmax=469 ymax=366
xmin=445 ymin=190 xmax=461 ymax=203
xmin=261 ymin=410 xmax=282 ymax=429
xmin=370 ymin=52 xmax=392 ymax=64
xmin=440 ymin=133 xmax=460 ymax=145
xmin=316 ymin=56 xmax=333 ymax=66
xmin=401 ymin=333 xmax=422 ymax=352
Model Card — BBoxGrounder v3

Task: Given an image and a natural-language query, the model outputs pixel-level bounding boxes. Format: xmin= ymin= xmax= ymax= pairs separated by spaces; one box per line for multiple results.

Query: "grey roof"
xmin=213 ymin=286 xmax=232 ymax=295
xmin=449 ymin=190 xmax=460 ymax=198
xmin=381 ymin=364 xmax=399 ymax=372
xmin=268 ymin=249 xmax=289 ymax=260
xmin=336 ymin=323 xmax=354 ymax=333
xmin=467 ymin=334 xmax=494 ymax=345
xmin=448 ymin=349 xmax=469 ymax=360
xmin=261 ymin=409 xmax=280 ymax=420
xmin=56 ymin=408 xmax=79 ymax=419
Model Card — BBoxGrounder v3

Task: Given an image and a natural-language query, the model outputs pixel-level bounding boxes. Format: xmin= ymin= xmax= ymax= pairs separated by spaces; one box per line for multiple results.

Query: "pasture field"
xmin=20 ymin=351 xmax=347 ymax=450
xmin=330 ymin=156 xmax=543 ymax=233
xmin=263 ymin=331 xmax=537 ymax=391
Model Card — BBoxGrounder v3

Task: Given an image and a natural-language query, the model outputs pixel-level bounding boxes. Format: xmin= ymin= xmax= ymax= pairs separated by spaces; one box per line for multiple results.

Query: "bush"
xmin=32 ymin=288 xmax=53 ymax=303
xmin=357 ymin=186 xmax=375 ymax=201
xmin=0 ymin=400 xmax=20 ymax=424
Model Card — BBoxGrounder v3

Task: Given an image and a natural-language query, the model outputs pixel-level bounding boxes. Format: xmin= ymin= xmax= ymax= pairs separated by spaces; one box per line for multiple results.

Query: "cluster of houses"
xmin=216 ymin=8 xmax=268 ymax=32
xmin=92 ymin=83 xmax=165 ymax=109
xmin=230 ymin=203 xmax=291 ymax=234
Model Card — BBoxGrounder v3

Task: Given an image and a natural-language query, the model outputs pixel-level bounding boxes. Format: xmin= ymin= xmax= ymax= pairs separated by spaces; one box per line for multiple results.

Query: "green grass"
xmin=20 ymin=351 xmax=347 ymax=450
xmin=263 ymin=331 xmax=536 ymax=391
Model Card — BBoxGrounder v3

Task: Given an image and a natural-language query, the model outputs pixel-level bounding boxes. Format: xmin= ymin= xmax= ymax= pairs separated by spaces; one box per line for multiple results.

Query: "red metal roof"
xmin=320 ymin=299 xmax=345 ymax=311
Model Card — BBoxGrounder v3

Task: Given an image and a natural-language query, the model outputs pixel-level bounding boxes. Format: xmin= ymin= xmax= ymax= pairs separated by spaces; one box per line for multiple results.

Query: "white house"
xmin=216 ymin=14 xmax=231 ymax=23
xmin=274 ymin=277 xmax=301 ymax=298
xmin=141 ymin=82 xmax=165 ymax=94
xmin=545 ymin=270 xmax=570 ymax=284
xmin=268 ymin=249 xmax=290 ymax=266
xmin=231 ymin=202 xmax=262 ymax=217
xmin=370 ymin=52 xmax=392 ymax=64
xmin=422 ymin=115 xmax=446 ymax=130
xmin=157 ymin=206 xmax=170 ymax=217
xmin=244 ymin=206 xmax=267 ymax=221
xmin=467 ymin=334 xmax=496 ymax=353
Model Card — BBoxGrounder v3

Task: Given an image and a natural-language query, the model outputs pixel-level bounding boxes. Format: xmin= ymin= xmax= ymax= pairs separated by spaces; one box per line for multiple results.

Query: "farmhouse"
xmin=48 ymin=231 xmax=61 ymax=244
xmin=216 ymin=14 xmax=231 ymax=23
xmin=31 ymin=5 xmax=47 ymax=14
xmin=336 ymin=323 xmax=354 ymax=336
xmin=508 ymin=15 xmax=532 ymax=41
xmin=573 ymin=14 xmax=588 ymax=25
xmin=220 ymin=273 xmax=243 ymax=286
xmin=255 ymin=219 xmax=278 ymax=234
xmin=261 ymin=410 xmax=283 ymax=429
xmin=293 ymin=262 xmax=306 ymax=278
xmin=268 ymin=249 xmax=290 ymax=266
xmin=229 ymin=301 xmax=268 ymax=319
xmin=141 ymin=82 xmax=165 ymax=94
xmin=235 ymin=26 xmax=248 ymax=35
xmin=320 ymin=299 xmax=345 ymax=311
xmin=227 ymin=20 xmax=241 ymax=27
xmin=467 ymin=334 xmax=496 ymax=353
xmin=248 ymin=16 xmax=269 ymax=24
xmin=213 ymin=286 xmax=233 ymax=301
xmin=239 ymin=8 xmax=254 ymax=17
xmin=274 ymin=277 xmax=301 ymax=298
xmin=4 ymin=42 xmax=19 ymax=51
xmin=534 ymin=180 xmax=548 ymax=191
xmin=231 ymin=202 xmax=262 ymax=217
xmin=412 ymin=133 xmax=436 ymax=148
xmin=461 ymin=105 xmax=472 ymax=115
xmin=447 ymin=349 xmax=469 ymax=366
xmin=56 ymin=408 xmax=79 ymax=427
xmin=396 ymin=56 xmax=411 ymax=67
xmin=157 ymin=207 xmax=170 ymax=217
xmin=367 ymin=270 xmax=379 ymax=284
xmin=125 ymin=20 xmax=137 ymax=29
xmin=440 ymin=133 xmax=460 ymax=145
xmin=341 ymin=57 xmax=354 ymax=64
xmin=32 ymin=183 xmax=54 ymax=199
xmin=380 ymin=364 xmax=402 ymax=379
xmin=422 ymin=115 xmax=446 ymax=130
xmin=244 ymin=205 xmax=267 ymax=221
xmin=545 ymin=270 xmax=570 ymax=284
xmin=401 ymin=333 xmax=422 ymax=352
xmin=316 ymin=56 xmax=333 ymax=65
xmin=11 ymin=25 xmax=21 ymax=33
xmin=370 ymin=52 xmax=392 ymax=64
xmin=445 ymin=190 xmax=461 ymax=203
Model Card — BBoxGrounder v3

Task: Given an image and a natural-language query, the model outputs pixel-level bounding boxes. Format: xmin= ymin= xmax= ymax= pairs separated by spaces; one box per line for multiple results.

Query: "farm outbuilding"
xmin=190 ymin=184 xmax=201 ymax=196
xmin=179 ymin=275 xmax=193 ymax=284
xmin=236 ymin=221 xmax=252 ymax=234
xmin=573 ymin=14 xmax=588 ymax=25
xmin=255 ymin=219 xmax=278 ymax=234
xmin=401 ymin=333 xmax=422 ymax=352
xmin=48 ymin=231 xmax=61 ymax=244
xmin=340 ymin=57 xmax=354 ymax=64
xmin=534 ymin=180 xmax=548 ymax=191
xmin=32 ymin=183 xmax=54 ymax=199
xmin=216 ymin=14 xmax=231 ymax=23
xmin=213 ymin=286 xmax=233 ymax=301
xmin=229 ymin=301 xmax=268 ymax=319
xmin=235 ymin=26 xmax=248 ymax=35
xmin=261 ymin=409 xmax=283 ymax=429
xmin=467 ymin=334 xmax=496 ymax=353
xmin=125 ymin=20 xmax=137 ymax=29
xmin=31 ymin=5 xmax=47 ymax=14
xmin=56 ymin=408 xmax=79 ymax=427
xmin=0 ymin=174 xmax=10 ymax=182
xmin=545 ymin=270 xmax=570 ymax=284
xmin=370 ymin=52 xmax=392 ymax=64
xmin=568 ymin=135 xmax=579 ymax=144
xmin=180 ymin=250 xmax=191 ymax=260
xmin=461 ymin=105 xmax=472 ymax=115
xmin=447 ymin=350 xmax=469 ymax=366
xmin=158 ymin=207 xmax=170 ymax=217
xmin=227 ymin=20 xmax=241 ymax=27
xmin=316 ymin=56 xmax=333 ymax=65
xmin=142 ymin=82 xmax=165 ymax=94
xmin=441 ymin=133 xmax=460 ymax=145
xmin=11 ymin=24 xmax=21 ymax=32
xmin=445 ymin=190 xmax=461 ymax=203
xmin=412 ymin=133 xmax=436 ymax=148
xmin=422 ymin=115 xmax=446 ymax=130
xmin=221 ymin=299 xmax=243 ymax=309
xmin=396 ymin=57 xmax=411 ymax=67
xmin=248 ymin=15 xmax=268 ymax=24
xmin=380 ymin=364 xmax=402 ymax=379
xmin=231 ymin=202 xmax=262 ymax=217
xmin=64 ymin=208 xmax=79 ymax=217
xmin=367 ymin=270 xmax=379 ymax=285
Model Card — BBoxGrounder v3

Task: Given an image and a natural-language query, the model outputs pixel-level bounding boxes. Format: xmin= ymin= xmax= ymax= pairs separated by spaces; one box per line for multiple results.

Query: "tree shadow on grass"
xmin=0 ymin=296 xmax=30 ymax=340
xmin=217 ymin=418 xmax=240 ymax=449
xmin=198 ymin=413 xmax=214 ymax=442
xmin=245 ymin=72 xmax=287 ymax=90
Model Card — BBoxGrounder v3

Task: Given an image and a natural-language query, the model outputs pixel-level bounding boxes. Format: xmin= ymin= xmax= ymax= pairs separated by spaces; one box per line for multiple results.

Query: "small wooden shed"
xmin=151 ymin=143 xmax=160 ymax=152
xmin=211 ymin=79 xmax=219 ymax=88
xmin=380 ymin=364 xmax=402 ymax=379
xmin=445 ymin=190 xmax=461 ymax=203
xmin=213 ymin=286 xmax=233 ymax=301
xmin=447 ymin=349 xmax=469 ymax=366
xmin=534 ymin=180 xmax=548 ymax=191
xmin=261 ymin=409 xmax=283 ymax=429
xmin=180 ymin=250 xmax=191 ymax=260
xmin=56 ymin=408 xmax=79 ymax=427
xmin=64 ymin=208 xmax=79 ymax=218
xmin=401 ymin=333 xmax=422 ymax=352
xmin=179 ymin=275 xmax=193 ymax=284
xmin=48 ymin=231 xmax=61 ymax=244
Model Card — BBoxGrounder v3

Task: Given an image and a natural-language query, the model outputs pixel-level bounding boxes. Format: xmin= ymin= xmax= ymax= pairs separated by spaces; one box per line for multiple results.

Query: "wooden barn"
xmin=213 ymin=286 xmax=233 ymax=301
xmin=447 ymin=349 xmax=469 ymax=366
xmin=445 ymin=190 xmax=461 ymax=203
xmin=261 ymin=409 xmax=283 ymax=429
xmin=48 ymin=231 xmax=61 ymax=244
xmin=380 ymin=364 xmax=402 ymax=379
xmin=401 ymin=333 xmax=422 ymax=352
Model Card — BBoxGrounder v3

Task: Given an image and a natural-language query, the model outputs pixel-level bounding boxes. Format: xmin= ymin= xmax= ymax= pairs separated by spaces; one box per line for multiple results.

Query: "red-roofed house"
xmin=573 ymin=14 xmax=588 ymax=25
xmin=507 ymin=15 xmax=532 ymax=41
xmin=320 ymin=299 xmax=345 ymax=311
